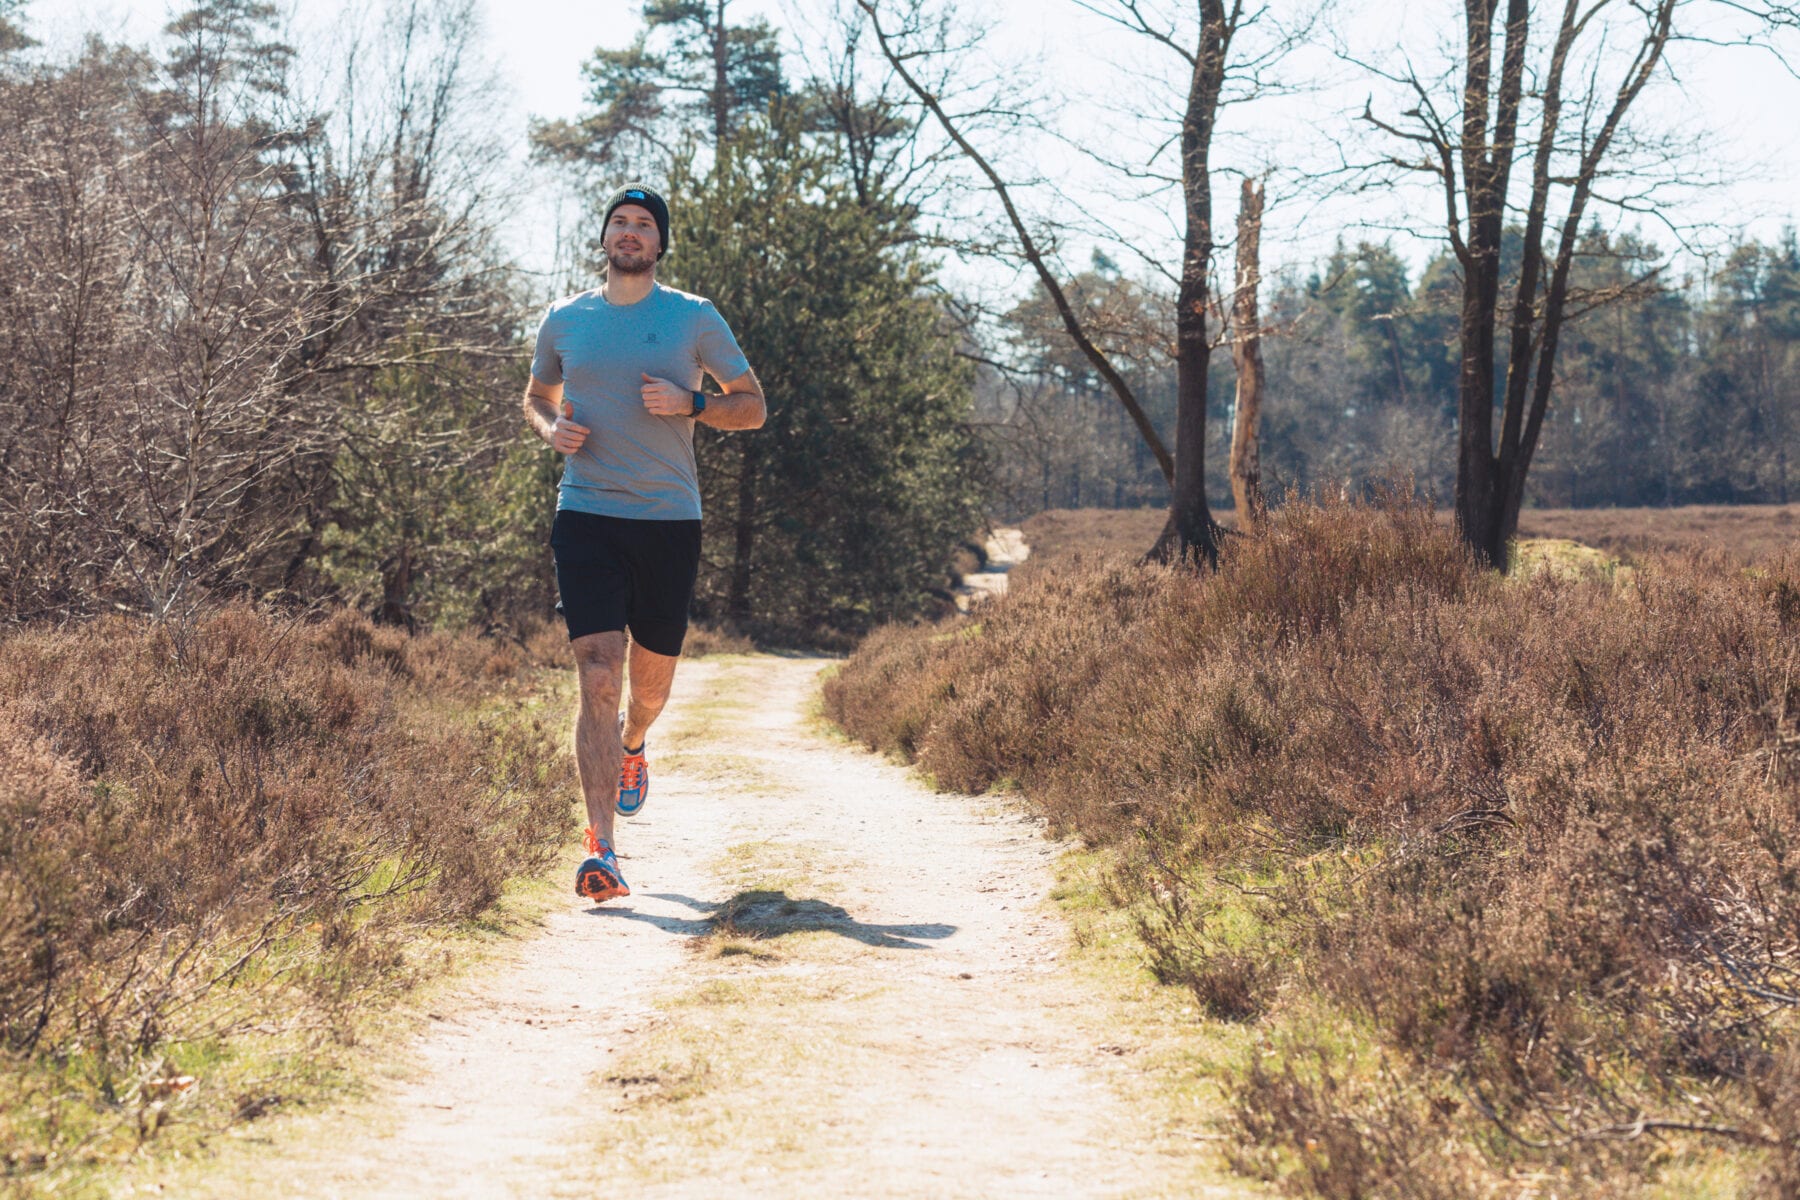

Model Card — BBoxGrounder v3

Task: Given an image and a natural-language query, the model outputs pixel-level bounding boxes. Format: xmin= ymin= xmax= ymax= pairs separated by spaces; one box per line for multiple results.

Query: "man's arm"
xmin=640 ymin=368 xmax=766 ymax=430
xmin=523 ymin=374 xmax=590 ymax=453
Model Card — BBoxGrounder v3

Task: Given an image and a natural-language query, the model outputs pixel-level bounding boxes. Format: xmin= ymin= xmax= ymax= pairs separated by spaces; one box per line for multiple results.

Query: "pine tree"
xmin=0 ymin=0 xmax=34 ymax=54
xmin=530 ymin=0 xmax=784 ymax=173
xmin=664 ymin=110 xmax=984 ymax=637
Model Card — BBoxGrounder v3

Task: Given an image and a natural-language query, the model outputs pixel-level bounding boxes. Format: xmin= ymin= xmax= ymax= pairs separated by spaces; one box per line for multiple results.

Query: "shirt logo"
xmin=645 ymin=332 xmax=659 ymax=344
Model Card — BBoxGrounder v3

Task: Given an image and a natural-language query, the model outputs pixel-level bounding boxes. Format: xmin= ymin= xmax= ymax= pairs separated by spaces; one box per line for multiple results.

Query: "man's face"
xmin=603 ymin=204 xmax=660 ymax=275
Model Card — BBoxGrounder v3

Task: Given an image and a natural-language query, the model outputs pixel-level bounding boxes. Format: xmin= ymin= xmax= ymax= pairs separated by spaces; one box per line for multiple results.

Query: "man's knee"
xmin=572 ymin=633 xmax=626 ymax=706
xmin=628 ymin=692 xmax=669 ymax=722
xmin=627 ymin=648 xmax=678 ymax=707
xmin=628 ymin=674 xmax=673 ymax=709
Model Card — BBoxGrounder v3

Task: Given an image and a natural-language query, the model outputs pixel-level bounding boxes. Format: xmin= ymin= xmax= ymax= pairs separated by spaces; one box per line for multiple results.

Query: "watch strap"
xmin=690 ymin=390 xmax=707 ymax=418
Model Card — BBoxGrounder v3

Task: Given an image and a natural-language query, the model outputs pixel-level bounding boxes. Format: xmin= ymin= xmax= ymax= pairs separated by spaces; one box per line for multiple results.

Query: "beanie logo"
xmin=627 ymin=190 xmax=646 ymax=199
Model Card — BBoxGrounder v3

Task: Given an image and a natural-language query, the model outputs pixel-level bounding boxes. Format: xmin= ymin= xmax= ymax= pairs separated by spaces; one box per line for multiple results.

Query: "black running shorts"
xmin=550 ymin=510 xmax=703 ymax=657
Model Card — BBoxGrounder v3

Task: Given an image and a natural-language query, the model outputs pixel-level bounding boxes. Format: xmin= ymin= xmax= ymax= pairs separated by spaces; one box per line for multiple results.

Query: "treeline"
xmin=983 ymin=230 xmax=1800 ymax=517
xmin=0 ymin=0 xmax=984 ymax=639
xmin=0 ymin=0 xmax=550 ymax=629
xmin=8 ymin=0 xmax=1798 ymax=632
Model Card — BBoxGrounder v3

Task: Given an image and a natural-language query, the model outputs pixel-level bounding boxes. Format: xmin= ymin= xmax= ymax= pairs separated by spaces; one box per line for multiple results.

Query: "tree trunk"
xmin=1452 ymin=0 xmax=1529 ymax=569
xmin=378 ymin=542 xmax=414 ymax=629
xmin=1382 ymin=322 xmax=1411 ymax=408
xmin=1442 ymin=0 xmax=1674 ymax=568
xmin=1148 ymin=0 xmax=1229 ymax=566
xmin=728 ymin=438 xmax=758 ymax=622
xmin=1228 ymin=177 xmax=1265 ymax=527
xmin=1161 ymin=240 xmax=1218 ymax=563
xmin=712 ymin=0 xmax=730 ymax=146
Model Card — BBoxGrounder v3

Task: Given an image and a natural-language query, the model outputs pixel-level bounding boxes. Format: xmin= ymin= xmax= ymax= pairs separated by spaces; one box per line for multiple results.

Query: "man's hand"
xmin=641 ymin=373 xmax=695 ymax=417
xmin=552 ymin=399 xmax=590 ymax=454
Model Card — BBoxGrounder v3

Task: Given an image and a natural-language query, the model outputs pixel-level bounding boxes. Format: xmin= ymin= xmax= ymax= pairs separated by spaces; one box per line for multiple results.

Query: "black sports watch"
xmin=689 ymin=390 xmax=707 ymax=419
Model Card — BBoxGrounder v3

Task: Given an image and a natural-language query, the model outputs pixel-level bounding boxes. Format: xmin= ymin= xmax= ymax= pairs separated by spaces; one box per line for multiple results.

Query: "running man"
xmin=522 ymin=184 xmax=765 ymax=904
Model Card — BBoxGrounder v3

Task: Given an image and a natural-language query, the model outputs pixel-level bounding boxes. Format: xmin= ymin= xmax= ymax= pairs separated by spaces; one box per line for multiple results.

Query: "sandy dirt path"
xmin=146 ymin=648 xmax=1248 ymax=1199
xmin=954 ymin=527 xmax=1029 ymax=611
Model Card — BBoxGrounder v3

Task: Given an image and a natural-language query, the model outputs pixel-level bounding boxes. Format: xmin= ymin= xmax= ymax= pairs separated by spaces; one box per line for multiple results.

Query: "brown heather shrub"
xmin=826 ymin=492 xmax=1800 ymax=1194
xmin=821 ymin=621 xmax=968 ymax=763
xmin=1517 ymin=502 xmax=1800 ymax=564
xmin=0 ymin=605 xmax=572 ymax=1177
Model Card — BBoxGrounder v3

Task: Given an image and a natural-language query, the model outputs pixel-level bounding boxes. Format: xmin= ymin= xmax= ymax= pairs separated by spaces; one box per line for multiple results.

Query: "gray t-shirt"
xmin=531 ymin=283 xmax=751 ymax=520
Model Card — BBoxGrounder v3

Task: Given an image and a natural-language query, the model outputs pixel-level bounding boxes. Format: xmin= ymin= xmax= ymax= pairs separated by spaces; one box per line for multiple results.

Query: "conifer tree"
xmin=665 ymin=110 xmax=984 ymax=635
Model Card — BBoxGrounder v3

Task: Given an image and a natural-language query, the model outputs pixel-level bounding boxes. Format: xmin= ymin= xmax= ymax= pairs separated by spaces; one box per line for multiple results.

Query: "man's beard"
xmin=606 ymin=246 xmax=656 ymax=276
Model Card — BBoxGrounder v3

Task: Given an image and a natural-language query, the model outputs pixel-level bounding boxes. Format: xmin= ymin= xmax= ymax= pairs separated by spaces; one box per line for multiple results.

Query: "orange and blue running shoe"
xmin=616 ymin=728 xmax=649 ymax=817
xmin=575 ymin=827 xmax=629 ymax=902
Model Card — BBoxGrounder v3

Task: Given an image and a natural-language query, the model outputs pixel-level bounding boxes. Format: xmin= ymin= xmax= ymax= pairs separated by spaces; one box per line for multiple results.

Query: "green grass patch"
xmin=1511 ymin=535 xmax=1626 ymax=579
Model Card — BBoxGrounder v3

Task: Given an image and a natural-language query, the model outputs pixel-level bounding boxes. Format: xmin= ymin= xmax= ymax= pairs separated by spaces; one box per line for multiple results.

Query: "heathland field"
xmin=0 ymin=612 xmax=577 ymax=1191
xmin=11 ymin=499 xmax=1800 ymax=1198
xmin=3 ymin=625 xmax=1258 ymax=1199
xmin=1017 ymin=501 xmax=1800 ymax=572
xmin=829 ymin=496 xmax=1800 ymax=1195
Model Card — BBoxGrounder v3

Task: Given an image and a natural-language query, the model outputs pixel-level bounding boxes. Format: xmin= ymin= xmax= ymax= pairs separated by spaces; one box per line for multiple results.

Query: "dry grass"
xmin=1516 ymin=503 xmax=1800 ymax=563
xmin=681 ymin=622 xmax=759 ymax=658
xmin=1017 ymin=502 xmax=1800 ymax=569
xmin=1017 ymin=506 xmax=1170 ymax=556
xmin=1012 ymin=507 xmax=1171 ymax=587
xmin=827 ymin=493 xmax=1800 ymax=1195
xmin=0 ymin=606 xmax=573 ymax=1190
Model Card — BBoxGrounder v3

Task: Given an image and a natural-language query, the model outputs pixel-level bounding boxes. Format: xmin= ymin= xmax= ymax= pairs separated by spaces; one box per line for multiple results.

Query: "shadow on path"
xmin=585 ymin=890 xmax=956 ymax=950
xmin=581 ymin=906 xmax=715 ymax=936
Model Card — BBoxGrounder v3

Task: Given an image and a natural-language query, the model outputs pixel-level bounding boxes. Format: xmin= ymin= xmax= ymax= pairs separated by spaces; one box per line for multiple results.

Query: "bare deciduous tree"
xmin=858 ymin=0 xmax=1321 ymax=563
xmin=857 ymin=0 xmax=1178 ymax=501
xmin=1229 ymin=175 xmax=1266 ymax=524
xmin=1360 ymin=0 xmax=1800 ymax=567
xmin=0 ymin=0 xmax=523 ymax=624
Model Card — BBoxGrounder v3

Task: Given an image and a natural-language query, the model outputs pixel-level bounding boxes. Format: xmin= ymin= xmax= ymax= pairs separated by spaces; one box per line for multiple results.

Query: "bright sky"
xmin=34 ymin=0 xmax=1800 ymax=302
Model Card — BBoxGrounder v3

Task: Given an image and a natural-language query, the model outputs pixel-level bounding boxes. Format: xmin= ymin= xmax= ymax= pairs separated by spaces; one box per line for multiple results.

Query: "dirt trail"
xmin=146 ymin=649 xmax=1247 ymax=1199
xmin=954 ymin=526 xmax=1029 ymax=611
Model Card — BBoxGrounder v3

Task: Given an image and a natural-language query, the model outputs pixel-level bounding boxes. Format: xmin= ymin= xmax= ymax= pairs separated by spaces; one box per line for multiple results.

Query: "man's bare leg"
xmin=622 ymin=639 xmax=680 ymax=751
xmin=572 ymin=631 xmax=627 ymax=845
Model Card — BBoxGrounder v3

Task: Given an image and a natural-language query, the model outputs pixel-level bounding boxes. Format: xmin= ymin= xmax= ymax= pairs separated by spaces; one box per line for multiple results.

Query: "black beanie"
xmin=602 ymin=184 xmax=671 ymax=259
